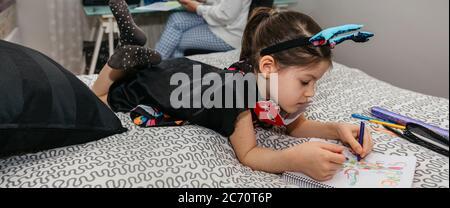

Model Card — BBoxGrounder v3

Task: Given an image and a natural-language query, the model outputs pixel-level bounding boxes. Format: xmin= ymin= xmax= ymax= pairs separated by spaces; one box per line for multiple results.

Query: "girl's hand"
xmin=285 ymin=142 xmax=347 ymax=181
xmin=335 ymin=123 xmax=374 ymax=158
xmin=178 ymin=0 xmax=200 ymax=13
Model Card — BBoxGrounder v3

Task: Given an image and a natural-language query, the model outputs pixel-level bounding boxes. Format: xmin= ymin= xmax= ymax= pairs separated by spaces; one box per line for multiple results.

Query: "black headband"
xmin=260 ymin=37 xmax=312 ymax=56
xmin=259 ymin=24 xmax=374 ymax=56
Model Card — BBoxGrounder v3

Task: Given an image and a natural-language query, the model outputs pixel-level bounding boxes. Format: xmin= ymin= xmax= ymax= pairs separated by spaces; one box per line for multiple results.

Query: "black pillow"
xmin=0 ymin=40 xmax=127 ymax=157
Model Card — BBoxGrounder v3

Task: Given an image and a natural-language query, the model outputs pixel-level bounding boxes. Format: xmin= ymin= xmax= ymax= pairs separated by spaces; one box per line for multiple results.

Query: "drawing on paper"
xmin=341 ymin=158 xmax=407 ymax=187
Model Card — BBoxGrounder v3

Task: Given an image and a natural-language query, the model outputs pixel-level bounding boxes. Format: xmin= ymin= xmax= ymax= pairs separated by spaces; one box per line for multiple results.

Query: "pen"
xmin=369 ymin=120 xmax=406 ymax=130
xmin=352 ymin=114 xmax=379 ymax=121
xmin=352 ymin=114 xmax=406 ymax=130
xmin=383 ymin=125 xmax=407 ymax=138
xmin=357 ymin=122 xmax=365 ymax=162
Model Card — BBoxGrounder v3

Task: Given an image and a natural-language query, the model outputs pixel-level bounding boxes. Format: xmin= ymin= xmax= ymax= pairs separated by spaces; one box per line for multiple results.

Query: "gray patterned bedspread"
xmin=1 ymin=50 xmax=448 ymax=188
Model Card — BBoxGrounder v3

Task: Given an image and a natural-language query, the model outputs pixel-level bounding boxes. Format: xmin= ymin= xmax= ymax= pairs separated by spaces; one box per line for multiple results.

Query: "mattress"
xmin=0 ymin=50 xmax=448 ymax=188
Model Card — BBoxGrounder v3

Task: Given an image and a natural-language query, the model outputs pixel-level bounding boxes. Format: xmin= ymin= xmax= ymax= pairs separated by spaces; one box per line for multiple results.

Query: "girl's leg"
xmin=92 ymin=0 xmax=161 ymax=104
xmin=109 ymin=0 xmax=147 ymax=46
xmin=92 ymin=45 xmax=161 ymax=104
xmin=155 ymin=12 xmax=207 ymax=59
xmin=173 ymin=24 xmax=234 ymax=58
xmin=91 ymin=64 xmax=124 ymax=104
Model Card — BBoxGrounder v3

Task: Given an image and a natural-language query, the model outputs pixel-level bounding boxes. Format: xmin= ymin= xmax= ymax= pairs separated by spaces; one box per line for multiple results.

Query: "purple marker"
xmin=357 ymin=122 xmax=365 ymax=162
xmin=371 ymin=107 xmax=449 ymax=139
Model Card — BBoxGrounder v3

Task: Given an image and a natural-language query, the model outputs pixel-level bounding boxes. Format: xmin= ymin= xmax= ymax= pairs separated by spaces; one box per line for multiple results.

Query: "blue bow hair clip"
xmin=309 ymin=24 xmax=374 ymax=48
xmin=260 ymin=24 xmax=374 ymax=56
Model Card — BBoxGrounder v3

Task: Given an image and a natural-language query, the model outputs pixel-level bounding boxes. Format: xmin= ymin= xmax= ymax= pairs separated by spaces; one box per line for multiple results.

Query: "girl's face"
xmin=259 ymin=57 xmax=331 ymax=114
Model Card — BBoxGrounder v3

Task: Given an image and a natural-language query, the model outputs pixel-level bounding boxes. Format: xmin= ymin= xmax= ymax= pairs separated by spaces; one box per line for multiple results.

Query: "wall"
xmin=0 ymin=0 xmax=17 ymax=40
xmin=295 ymin=0 xmax=449 ymax=98
xmin=15 ymin=0 xmax=52 ymax=55
xmin=14 ymin=0 xmax=93 ymax=74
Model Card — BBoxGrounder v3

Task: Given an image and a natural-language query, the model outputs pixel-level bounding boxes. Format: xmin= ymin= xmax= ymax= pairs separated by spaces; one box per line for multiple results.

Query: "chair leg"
xmin=89 ymin=24 xmax=105 ymax=75
xmin=108 ymin=17 xmax=115 ymax=57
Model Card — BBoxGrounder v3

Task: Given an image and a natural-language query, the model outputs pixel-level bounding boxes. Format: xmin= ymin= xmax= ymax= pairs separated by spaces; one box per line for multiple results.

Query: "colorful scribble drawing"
xmin=344 ymin=168 xmax=359 ymax=186
xmin=342 ymin=159 xmax=407 ymax=187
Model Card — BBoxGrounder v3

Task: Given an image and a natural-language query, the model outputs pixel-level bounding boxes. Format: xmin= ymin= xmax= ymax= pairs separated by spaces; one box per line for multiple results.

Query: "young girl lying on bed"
xmin=93 ymin=0 xmax=374 ymax=181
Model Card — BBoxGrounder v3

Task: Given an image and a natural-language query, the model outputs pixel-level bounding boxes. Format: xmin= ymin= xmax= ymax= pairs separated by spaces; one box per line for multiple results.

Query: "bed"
xmin=0 ymin=50 xmax=448 ymax=188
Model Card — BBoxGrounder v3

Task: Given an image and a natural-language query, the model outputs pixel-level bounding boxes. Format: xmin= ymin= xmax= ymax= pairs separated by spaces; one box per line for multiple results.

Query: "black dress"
xmin=107 ymin=58 xmax=257 ymax=137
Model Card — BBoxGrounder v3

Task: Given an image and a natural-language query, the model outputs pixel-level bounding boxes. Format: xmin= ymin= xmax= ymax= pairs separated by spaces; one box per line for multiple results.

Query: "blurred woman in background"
xmin=155 ymin=0 xmax=251 ymax=59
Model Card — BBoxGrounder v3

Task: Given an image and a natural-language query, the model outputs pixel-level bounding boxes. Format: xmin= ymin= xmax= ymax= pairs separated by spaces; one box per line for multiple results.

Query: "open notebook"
xmin=283 ymin=148 xmax=417 ymax=188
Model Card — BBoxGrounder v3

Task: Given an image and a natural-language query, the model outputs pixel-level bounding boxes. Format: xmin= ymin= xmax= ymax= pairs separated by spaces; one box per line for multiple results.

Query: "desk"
xmin=82 ymin=0 xmax=298 ymax=74
xmin=83 ymin=0 xmax=298 ymax=16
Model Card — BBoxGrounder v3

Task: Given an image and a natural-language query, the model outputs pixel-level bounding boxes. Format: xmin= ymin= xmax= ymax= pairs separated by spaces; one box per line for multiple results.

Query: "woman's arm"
xmin=196 ymin=0 xmax=246 ymax=26
xmin=287 ymin=114 xmax=339 ymax=140
xmin=230 ymin=111 xmax=291 ymax=173
xmin=195 ymin=0 xmax=216 ymax=5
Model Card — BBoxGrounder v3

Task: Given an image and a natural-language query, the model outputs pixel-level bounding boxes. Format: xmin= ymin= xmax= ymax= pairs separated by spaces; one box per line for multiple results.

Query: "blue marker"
xmin=357 ymin=122 xmax=365 ymax=162
xmin=352 ymin=114 xmax=396 ymax=124
xmin=352 ymin=114 xmax=375 ymax=121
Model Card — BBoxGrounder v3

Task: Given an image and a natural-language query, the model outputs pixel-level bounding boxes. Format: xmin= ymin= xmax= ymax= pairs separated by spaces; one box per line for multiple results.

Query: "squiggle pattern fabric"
xmin=0 ymin=51 xmax=448 ymax=188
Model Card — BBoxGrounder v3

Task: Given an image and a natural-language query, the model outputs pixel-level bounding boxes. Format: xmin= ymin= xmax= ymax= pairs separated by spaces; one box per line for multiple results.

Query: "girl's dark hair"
xmin=240 ymin=8 xmax=332 ymax=73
